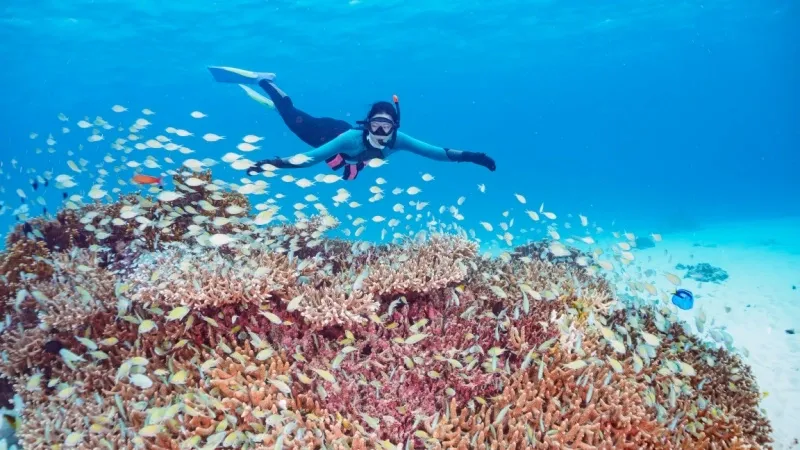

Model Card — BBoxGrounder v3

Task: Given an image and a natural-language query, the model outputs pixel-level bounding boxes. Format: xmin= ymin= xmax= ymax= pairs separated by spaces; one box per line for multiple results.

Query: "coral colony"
xmin=0 ymin=172 xmax=772 ymax=449
xmin=675 ymin=263 xmax=730 ymax=284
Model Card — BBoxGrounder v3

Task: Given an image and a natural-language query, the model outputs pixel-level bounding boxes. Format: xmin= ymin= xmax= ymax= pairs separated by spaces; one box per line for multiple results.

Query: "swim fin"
xmin=239 ymin=84 xmax=275 ymax=108
xmin=207 ymin=66 xmax=273 ymax=84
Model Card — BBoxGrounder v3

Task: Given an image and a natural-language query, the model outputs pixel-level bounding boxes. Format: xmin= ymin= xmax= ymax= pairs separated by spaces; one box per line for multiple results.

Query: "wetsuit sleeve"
xmin=391 ymin=132 xmax=452 ymax=161
xmin=273 ymin=130 xmax=360 ymax=168
xmin=390 ymin=132 xmax=497 ymax=171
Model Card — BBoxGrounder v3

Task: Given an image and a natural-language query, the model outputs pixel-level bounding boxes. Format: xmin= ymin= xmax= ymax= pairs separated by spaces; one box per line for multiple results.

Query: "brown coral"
xmin=427 ymin=363 xmax=667 ymax=449
xmin=0 ymin=207 xmax=773 ymax=450
xmin=604 ymin=307 xmax=773 ymax=448
xmin=0 ymin=238 xmax=53 ymax=318
xmin=4 ymin=171 xmax=252 ymax=264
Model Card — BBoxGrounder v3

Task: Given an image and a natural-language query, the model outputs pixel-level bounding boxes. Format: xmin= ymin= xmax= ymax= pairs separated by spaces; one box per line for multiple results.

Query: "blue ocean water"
xmin=0 ymin=0 xmax=798 ymax=245
xmin=0 ymin=2 xmax=799 ymax=446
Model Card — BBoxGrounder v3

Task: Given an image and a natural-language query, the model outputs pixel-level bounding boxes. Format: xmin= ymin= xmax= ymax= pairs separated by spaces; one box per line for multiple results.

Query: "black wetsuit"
xmin=260 ymin=80 xmax=353 ymax=149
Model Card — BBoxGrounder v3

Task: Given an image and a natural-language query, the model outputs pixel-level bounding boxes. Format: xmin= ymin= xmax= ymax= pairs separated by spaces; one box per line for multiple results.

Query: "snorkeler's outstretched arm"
xmin=247 ymin=130 xmax=361 ymax=174
xmin=392 ymin=132 xmax=496 ymax=171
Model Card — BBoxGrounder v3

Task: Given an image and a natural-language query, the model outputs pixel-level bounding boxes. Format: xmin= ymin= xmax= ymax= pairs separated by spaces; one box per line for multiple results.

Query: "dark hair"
xmin=365 ymin=101 xmax=398 ymax=123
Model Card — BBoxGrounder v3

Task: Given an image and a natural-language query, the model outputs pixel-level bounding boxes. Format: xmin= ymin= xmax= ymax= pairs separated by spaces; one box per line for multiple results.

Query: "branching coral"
xmin=128 ymin=244 xmax=297 ymax=310
xmin=603 ymin=307 xmax=773 ymax=448
xmin=286 ymin=273 xmax=379 ymax=329
xmin=0 ymin=195 xmax=773 ymax=450
xmin=4 ymin=208 xmax=86 ymax=253
xmin=425 ymin=359 xmax=667 ymax=449
xmin=4 ymin=171 xmax=252 ymax=263
xmin=362 ymin=234 xmax=476 ymax=297
xmin=0 ymin=238 xmax=53 ymax=319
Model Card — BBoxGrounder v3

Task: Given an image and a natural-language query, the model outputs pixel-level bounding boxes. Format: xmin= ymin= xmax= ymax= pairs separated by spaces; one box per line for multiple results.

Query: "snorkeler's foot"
xmin=255 ymin=72 xmax=276 ymax=82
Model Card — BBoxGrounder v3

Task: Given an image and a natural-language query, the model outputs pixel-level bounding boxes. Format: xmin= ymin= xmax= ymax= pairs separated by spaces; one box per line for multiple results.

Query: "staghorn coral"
xmin=0 ymin=238 xmax=53 ymax=319
xmin=0 ymin=248 xmax=119 ymax=378
xmin=4 ymin=170 xmax=252 ymax=261
xmin=603 ymin=306 xmax=772 ymax=448
xmin=128 ymin=244 xmax=297 ymax=310
xmin=278 ymin=234 xmax=476 ymax=330
xmin=425 ymin=356 xmax=667 ymax=449
xmin=4 ymin=208 xmax=85 ymax=252
xmin=314 ymin=289 xmax=563 ymax=440
xmin=363 ymin=234 xmax=476 ymax=297
xmin=15 ymin=368 xmax=135 ymax=449
xmin=39 ymin=249 xmax=117 ymax=329
xmin=286 ymin=272 xmax=379 ymax=329
xmin=0 ymin=208 xmax=773 ymax=450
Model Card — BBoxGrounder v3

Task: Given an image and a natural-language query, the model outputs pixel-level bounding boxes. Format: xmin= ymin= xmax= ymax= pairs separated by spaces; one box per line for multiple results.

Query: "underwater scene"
xmin=0 ymin=0 xmax=798 ymax=449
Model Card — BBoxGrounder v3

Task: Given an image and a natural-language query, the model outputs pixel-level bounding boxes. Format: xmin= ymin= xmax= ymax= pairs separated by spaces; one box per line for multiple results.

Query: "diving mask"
xmin=368 ymin=117 xmax=396 ymax=136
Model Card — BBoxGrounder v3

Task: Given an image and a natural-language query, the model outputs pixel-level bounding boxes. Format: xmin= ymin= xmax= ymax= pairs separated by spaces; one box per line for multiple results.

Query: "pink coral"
xmin=0 ymin=196 xmax=773 ymax=450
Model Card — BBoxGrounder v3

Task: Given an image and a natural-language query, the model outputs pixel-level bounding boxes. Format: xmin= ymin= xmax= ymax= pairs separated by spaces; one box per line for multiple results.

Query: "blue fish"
xmin=671 ymin=289 xmax=694 ymax=310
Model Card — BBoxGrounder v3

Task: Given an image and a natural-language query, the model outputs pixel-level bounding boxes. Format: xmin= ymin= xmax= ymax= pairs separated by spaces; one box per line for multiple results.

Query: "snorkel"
xmin=393 ymin=94 xmax=401 ymax=129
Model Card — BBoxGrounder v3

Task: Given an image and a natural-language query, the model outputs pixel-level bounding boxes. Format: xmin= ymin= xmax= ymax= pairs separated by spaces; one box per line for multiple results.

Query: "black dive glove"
xmin=248 ymin=157 xmax=287 ymax=175
xmin=453 ymin=150 xmax=496 ymax=171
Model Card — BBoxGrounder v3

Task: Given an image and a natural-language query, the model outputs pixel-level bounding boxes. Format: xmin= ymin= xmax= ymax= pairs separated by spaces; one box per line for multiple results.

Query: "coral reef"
xmin=4 ymin=171 xmax=251 ymax=263
xmin=676 ymin=263 xmax=730 ymax=284
xmin=0 ymin=376 xmax=12 ymax=409
xmin=0 ymin=173 xmax=772 ymax=449
xmin=512 ymin=239 xmax=590 ymax=265
xmin=0 ymin=238 xmax=53 ymax=319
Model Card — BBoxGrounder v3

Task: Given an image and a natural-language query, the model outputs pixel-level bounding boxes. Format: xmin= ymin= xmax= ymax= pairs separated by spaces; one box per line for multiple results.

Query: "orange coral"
xmin=427 ymin=364 xmax=667 ymax=449
xmin=0 ymin=197 xmax=773 ymax=450
xmin=603 ymin=308 xmax=772 ymax=448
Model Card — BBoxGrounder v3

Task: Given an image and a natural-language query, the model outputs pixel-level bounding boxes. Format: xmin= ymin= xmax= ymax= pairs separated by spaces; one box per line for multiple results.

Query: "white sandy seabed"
xmin=625 ymin=217 xmax=800 ymax=449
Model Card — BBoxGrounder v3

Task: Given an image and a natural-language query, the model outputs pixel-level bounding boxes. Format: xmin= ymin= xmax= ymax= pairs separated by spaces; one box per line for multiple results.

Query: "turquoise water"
xmin=0 ymin=0 xmax=797 ymax=243
xmin=0 ymin=2 xmax=799 ymax=447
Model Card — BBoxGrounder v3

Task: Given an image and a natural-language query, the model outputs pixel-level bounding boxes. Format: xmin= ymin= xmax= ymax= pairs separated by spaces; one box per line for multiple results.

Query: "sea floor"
xmin=632 ymin=216 xmax=800 ymax=448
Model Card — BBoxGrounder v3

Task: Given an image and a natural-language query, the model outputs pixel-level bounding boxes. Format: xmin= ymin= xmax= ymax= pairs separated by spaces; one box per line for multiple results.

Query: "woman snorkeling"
xmin=208 ymin=66 xmax=496 ymax=180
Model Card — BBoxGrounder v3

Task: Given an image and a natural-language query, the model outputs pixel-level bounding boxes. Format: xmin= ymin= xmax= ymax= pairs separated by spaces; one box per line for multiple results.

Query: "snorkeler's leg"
xmin=258 ymin=79 xmax=293 ymax=112
xmin=258 ymin=79 xmax=352 ymax=148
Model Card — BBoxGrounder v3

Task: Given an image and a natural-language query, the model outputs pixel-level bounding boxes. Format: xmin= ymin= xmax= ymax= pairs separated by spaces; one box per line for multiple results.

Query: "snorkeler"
xmin=207 ymin=66 xmax=496 ymax=180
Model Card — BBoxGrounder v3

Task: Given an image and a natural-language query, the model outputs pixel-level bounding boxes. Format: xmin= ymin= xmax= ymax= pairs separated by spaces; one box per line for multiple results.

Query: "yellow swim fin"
xmin=238 ymin=84 xmax=275 ymax=109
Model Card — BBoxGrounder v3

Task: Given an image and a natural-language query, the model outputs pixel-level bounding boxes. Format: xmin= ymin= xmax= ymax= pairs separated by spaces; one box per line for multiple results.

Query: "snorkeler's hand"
xmin=247 ymin=157 xmax=286 ymax=175
xmin=463 ymin=151 xmax=496 ymax=171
